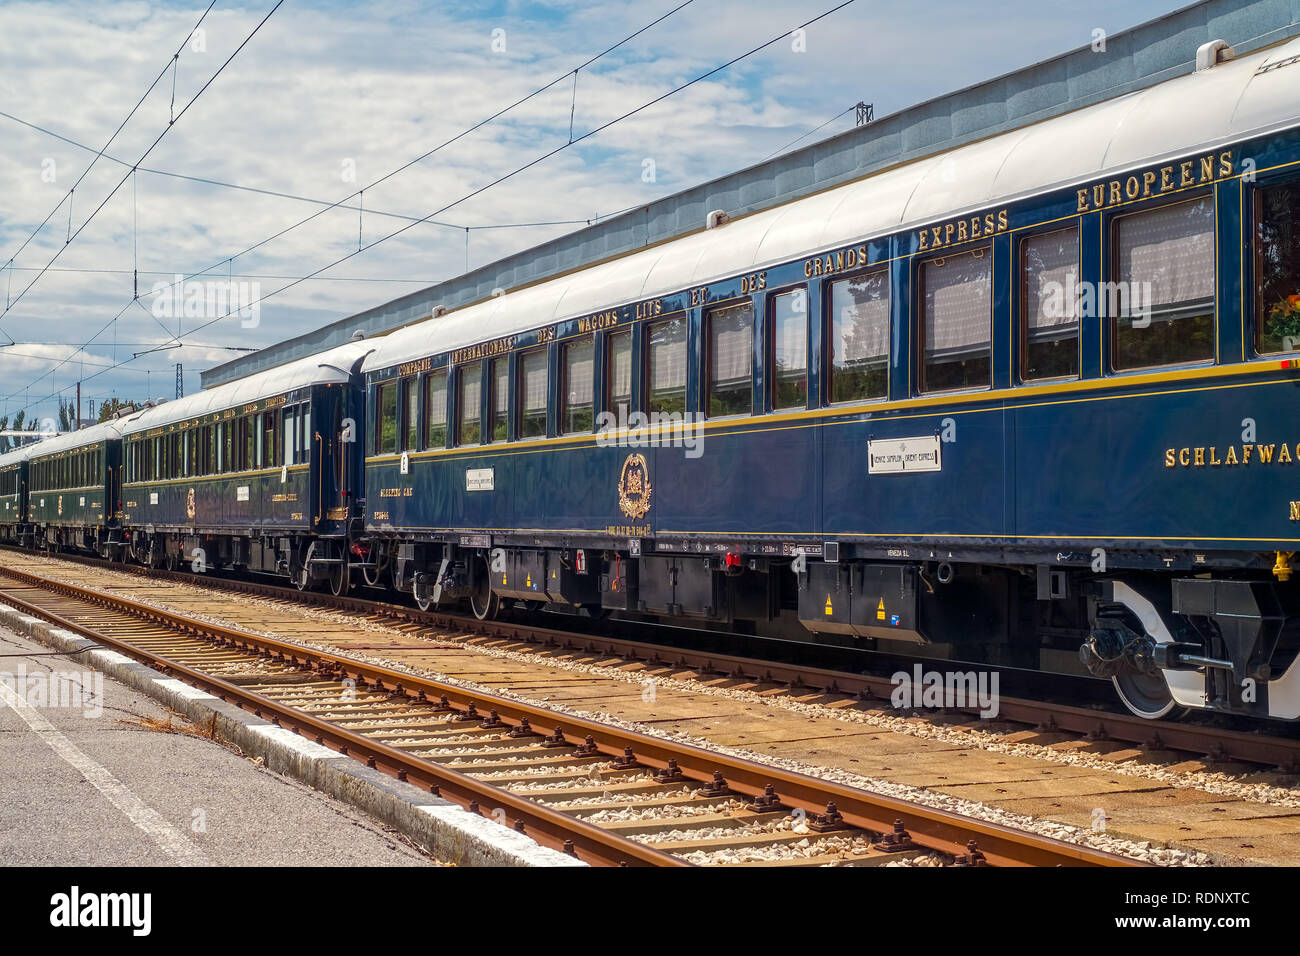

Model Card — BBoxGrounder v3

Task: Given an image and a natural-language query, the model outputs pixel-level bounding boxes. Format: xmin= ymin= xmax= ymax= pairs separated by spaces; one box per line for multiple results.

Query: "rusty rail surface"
xmin=11 ymin=545 xmax=1299 ymax=772
xmin=0 ymin=561 xmax=1147 ymax=867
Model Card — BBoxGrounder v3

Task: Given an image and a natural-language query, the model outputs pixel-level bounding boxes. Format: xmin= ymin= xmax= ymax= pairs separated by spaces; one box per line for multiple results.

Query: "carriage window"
xmin=606 ymin=329 xmax=632 ymax=421
xmin=647 ymin=316 xmax=686 ymax=416
xmin=490 ymin=357 xmax=509 ymax=442
xmin=375 ymin=385 xmax=397 ymax=456
xmin=403 ymin=378 xmax=419 ymax=452
xmin=707 ymin=303 xmax=753 ymax=418
xmin=301 ymin=406 xmax=311 ymax=464
xmin=562 ymin=336 xmax=594 ymax=434
xmin=770 ymin=290 xmax=807 ymax=410
xmin=458 ymin=364 xmax=482 ymax=445
xmin=829 ymin=271 xmax=890 ymax=403
xmin=921 ymin=248 xmax=992 ymax=392
xmin=243 ymin=416 xmax=255 ymax=470
xmin=1022 ymin=227 xmax=1080 ymax=380
xmin=519 ymin=349 xmax=548 ymax=439
xmin=283 ymin=408 xmax=297 ymax=466
xmin=424 ymin=370 xmax=448 ymax=449
xmin=1255 ymin=180 xmax=1300 ymax=354
xmin=1113 ymin=195 xmax=1215 ymax=371
xmin=261 ymin=413 xmax=276 ymax=469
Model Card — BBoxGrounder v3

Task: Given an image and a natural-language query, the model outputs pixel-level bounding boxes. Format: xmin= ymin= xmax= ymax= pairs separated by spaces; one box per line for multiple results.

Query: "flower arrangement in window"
xmin=1267 ymin=293 xmax=1300 ymax=351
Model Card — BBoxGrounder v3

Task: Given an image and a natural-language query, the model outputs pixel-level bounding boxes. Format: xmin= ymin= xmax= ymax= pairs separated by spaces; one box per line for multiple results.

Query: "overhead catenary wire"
xmin=0 ymin=0 xmax=284 ymax=339
xmin=136 ymin=0 xmax=858 ymax=360
xmin=3 ymin=0 xmax=697 ymax=412
xmin=1 ymin=1 xmax=285 ymax=404
xmin=15 ymin=0 xmax=857 ymax=414
xmin=0 ymin=0 xmax=220 ymax=335
xmin=15 ymin=0 xmax=860 ymax=419
xmin=1 ymin=107 xmax=646 ymax=233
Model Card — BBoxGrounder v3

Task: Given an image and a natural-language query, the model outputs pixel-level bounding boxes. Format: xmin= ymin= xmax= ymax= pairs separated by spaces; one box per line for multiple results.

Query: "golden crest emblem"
xmin=617 ymin=453 xmax=652 ymax=520
xmin=57 ymin=495 xmax=63 ymax=517
xmin=186 ymin=488 xmax=196 ymax=521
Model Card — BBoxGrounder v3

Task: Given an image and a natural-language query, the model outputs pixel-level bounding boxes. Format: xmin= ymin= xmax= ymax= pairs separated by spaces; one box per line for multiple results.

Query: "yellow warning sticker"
xmin=876 ymin=597 xmax=886 ymax=620
xmin=824 ymin=595 xmax=833 ymax=615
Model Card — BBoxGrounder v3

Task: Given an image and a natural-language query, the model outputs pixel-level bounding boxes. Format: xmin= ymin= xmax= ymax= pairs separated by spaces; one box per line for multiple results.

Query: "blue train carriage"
xmin=22 ymin=420 xmax=123 ymax=555
xmin=361 ymin=36 xmax=1300 ymax=721
xmin=118 ymin=341 xmax=371 ymax=591
xmin=0 ymin=446 xmax=32 ymax=545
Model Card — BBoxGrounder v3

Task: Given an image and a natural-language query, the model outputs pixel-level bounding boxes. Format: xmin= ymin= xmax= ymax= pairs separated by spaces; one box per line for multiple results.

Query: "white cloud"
xmin=0 ymin=0 xmax=1184 ymax=422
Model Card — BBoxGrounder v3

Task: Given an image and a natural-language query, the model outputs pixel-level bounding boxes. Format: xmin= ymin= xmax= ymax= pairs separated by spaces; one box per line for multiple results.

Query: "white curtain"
xmin=649 ymin=318 xmax=686 ymax=392
xmin=710 ymin=303 xmax=753 ymax=385
xmin=924 ymin=251 xmax=991 ymax=353
xmin=565 ymin=338 xmax=594 ymax=406
xmin=1024 ymin=228 xmax=1079 ymax=330
xmin=1118 ymin=196 xmax=1215 ymax=306
xmin=521 ymin=352 xmax=547 ymax=412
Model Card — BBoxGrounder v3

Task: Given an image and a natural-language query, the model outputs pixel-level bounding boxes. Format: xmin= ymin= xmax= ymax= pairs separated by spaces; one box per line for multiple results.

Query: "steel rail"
xmin=0 ymin=563 xmax=1147 ymax=867
xmin=14 ymin=546 xmax=1299 ymax=771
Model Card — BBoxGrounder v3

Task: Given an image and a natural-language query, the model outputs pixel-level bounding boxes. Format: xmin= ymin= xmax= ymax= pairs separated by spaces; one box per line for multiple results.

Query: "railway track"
xmin=0 ymin=559 xmax=1143 ymax=867
xmin=9 ymin=545 xmax=1300 ymax=773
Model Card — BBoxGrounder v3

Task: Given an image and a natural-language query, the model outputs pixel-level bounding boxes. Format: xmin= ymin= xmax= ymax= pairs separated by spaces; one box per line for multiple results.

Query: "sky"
xmin=0 ymin=0 xmax=1193 ymax=427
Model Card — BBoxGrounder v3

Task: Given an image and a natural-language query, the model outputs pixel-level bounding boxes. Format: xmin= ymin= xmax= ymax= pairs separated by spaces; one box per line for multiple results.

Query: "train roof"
xmin=363 ymin=34 xmax=1300 ymax=376
xmin=0 ymin=446 xmax=31 ymax=468
xmin=120 ymin=340 xmax=375 ymax=436
xmin=0 ymin=419 xmax=125 ymax=464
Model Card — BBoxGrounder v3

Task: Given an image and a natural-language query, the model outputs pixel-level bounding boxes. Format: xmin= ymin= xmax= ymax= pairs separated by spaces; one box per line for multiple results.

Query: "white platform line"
xmin=0 ymin=682 xmax=210 ymax=866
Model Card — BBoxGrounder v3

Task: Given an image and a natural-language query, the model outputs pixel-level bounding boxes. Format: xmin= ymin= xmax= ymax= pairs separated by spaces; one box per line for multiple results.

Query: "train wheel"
xmin=328 ymin=550 xmax=350 ymax=597
xmin=362 ymin=550 xmax=388 ymax=588
xmin=294 ymin=561 xmax=311 ymax=591
xmin=1112 ymin=671 xmax=1181 ymax=720
xmin=469 ymin=563 xmax=499 ymax=621
xmin=164 ymin=541 xmax=179 ymax=572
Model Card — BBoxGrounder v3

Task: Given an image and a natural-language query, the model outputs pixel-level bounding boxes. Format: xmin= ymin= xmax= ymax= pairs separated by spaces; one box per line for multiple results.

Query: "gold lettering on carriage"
xmin=1165 ymin=443 xmax=1300 ymax=468
xmin=1077 ymin=151 xmax=1234 ymax=213
xmin=916 ymin=209 xmax=1008 ymax=253
xmin=451 ymin=336 xmax=515 ymax=365
xmin=398 ymin=357 xmax=433 ymax=377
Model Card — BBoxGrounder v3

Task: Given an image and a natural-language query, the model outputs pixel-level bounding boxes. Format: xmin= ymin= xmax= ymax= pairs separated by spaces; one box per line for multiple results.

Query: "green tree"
xmin=96 ymin=398 xmax=141 ymax=424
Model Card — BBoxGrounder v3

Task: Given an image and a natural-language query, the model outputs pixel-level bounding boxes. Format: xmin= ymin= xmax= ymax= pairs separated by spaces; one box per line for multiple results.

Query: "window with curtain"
xmin=829 ymin=270 xmax=890 ymax=403
xmin=708 ymin=302 xmax=753 ymax=417
xmin=1113 ymin=195 xmax=1215 ymax=370
xmin=518 ymin=349 xmax=548 ymax=438
xmin=562 ymin=336 xmax=594 ymax=433
xmin=922 ymin=248 xmax=992 ymax=392
xmin=458 ymin=365 xmax=482 ymax=445
xmin=424 ymin=370 xmax=448 ymax=449
xmin=1255 ymin=180 xmax=1300 ymax=355
xmin=770 ymin=290 xmax=807 ymax=410
xmin=403 ymin=378 xmax=419 ymax=452
xmin=375 ymin=386 xmax=397 ymax=456
xmin=490 ymin=358 xmax=509 ymax=442
xmin=606 ymin=329 xmax=632 ymax=421
xmin=647 ymin=316 xmax=686 ymax=415
xmin=1022 ymin=226 xmax=1080 ymax=380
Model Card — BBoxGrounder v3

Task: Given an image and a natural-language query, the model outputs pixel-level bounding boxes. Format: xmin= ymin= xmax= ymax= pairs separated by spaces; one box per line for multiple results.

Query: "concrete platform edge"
xmin=0 ymin=606 xmax=583 ymax=868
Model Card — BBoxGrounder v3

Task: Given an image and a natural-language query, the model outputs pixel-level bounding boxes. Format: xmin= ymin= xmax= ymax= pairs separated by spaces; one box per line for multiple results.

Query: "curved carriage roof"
xmin=120 ymin=340 xmax=375 ymax=436
xmin=364 ymin=35 xmax=1300 ymax=374
xmin=0 ymin=419 xmax=124 ymax=465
